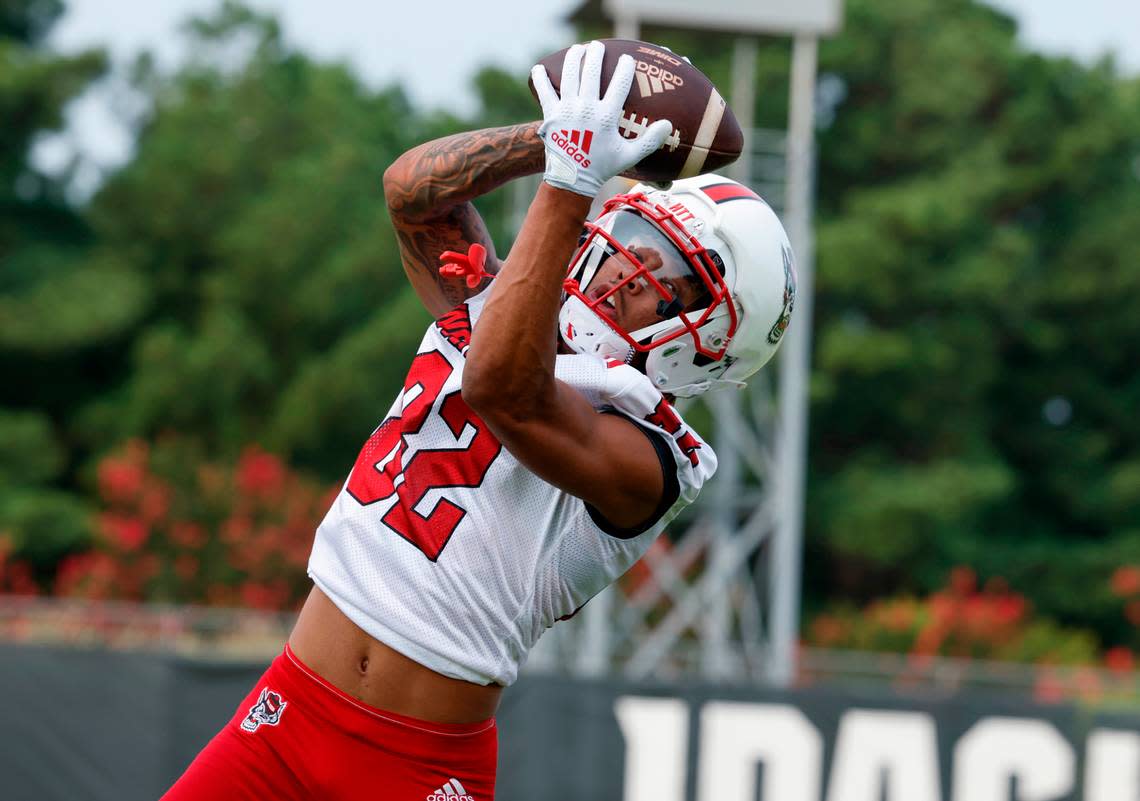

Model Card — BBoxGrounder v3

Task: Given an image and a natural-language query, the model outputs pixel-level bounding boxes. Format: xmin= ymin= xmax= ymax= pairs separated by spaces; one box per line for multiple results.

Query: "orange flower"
xmin=1105 ymin=646 xmax=1135 ymax=674
xmin=928 ymin=592 xmax=957 ymax=625
xmin=1111 ymin=566 xmax=1140 ymax=597
xmin=2 ymin=560 xmax=39 ymax=595
xmin=239 ymin=580 xmax=288 ymax=610
xmin=809 ymin=615 xmax=848 ymax=646
xmin=170 ymin=522 xmax=208 ymax=550
xmin=139 ymin=483 xmax=172 ymax=525
xmin=237 ymin=447 xmax=287 ymax=499
xmin=53 ymin=553 xmax=94 ymax=596
xmin=949 ymin=566 xmax=977 ymax=596
xmin=992 ymin=594 xmax=1027 ymax=627
xmin=880 ymin=601 xmax=917 ymax=633
xmin=97 ymin=457 xmax=145 ymax=503
xmin=961 ymin=596 xmax=994 ymax=635
xmin=174 ymin=554 xmax=200 ymax=581
xmin=99 ymin=514 xmax=149 ymax=552
xmin=1125 ymin=600 xmax=1140 ymax=627
xmin=220 ymin=514 xmax=253 ymax=546
xmin=913 ymin=623 xmax=947 ymax=656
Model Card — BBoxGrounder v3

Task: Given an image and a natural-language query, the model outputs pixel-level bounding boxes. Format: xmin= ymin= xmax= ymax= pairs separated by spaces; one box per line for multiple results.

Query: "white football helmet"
xmin=558 ymin=173 xmax=797 ymax=397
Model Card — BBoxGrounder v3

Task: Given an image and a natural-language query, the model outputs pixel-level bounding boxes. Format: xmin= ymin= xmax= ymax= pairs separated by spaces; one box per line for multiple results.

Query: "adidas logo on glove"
xmin=550 ymin=128 xmax=593 ymax=168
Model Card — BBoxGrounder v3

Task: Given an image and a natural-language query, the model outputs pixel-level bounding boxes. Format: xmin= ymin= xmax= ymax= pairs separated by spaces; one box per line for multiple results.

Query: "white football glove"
xmin=530 ymin=40 xmax=673 ymax=198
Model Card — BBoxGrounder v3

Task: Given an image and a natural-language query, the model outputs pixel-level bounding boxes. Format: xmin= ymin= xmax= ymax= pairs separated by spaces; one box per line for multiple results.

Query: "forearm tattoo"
xmin=393 ymin=205 xmax=493 ymax=309
xmin=386 ymin=123 xmax=545 ymax=311
xmin=386 ymin=123 xmax=544 ymax=221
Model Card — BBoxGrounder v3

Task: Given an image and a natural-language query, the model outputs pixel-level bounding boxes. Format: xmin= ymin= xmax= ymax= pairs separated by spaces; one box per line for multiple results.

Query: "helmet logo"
xmin=766 ymin=244 xmax=797 ymax=345
xmin=668 ymin=202 xmax=695 ymax=223
xmin=667 ymin=201 xmax=705 ymax=236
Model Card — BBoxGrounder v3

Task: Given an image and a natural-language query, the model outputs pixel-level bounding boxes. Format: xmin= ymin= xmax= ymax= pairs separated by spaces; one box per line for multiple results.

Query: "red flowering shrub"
xmin=806 ymin=567 xmax=1098 ymax=665
xmin=0 ymin=535 xmax=40 ymax=596
xmin=54 ymin=439 xmax=335 ymax=610
xmin=1104 ymin=563 xmax=1140 ymax=665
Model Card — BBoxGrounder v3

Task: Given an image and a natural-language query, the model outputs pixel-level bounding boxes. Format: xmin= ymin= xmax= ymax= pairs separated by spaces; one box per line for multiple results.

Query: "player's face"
xmin=581 ymin=221 xmax=705 ymax=334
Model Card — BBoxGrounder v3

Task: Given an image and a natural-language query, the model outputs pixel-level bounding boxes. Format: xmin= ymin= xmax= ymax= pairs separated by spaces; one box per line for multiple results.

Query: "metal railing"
xmin=0 ymin=595 xmax=293 ymax=658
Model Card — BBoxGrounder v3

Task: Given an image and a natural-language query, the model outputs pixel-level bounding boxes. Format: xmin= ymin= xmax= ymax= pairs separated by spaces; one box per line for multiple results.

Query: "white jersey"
xmin=308 ymin=290 xmax=717 ymax=685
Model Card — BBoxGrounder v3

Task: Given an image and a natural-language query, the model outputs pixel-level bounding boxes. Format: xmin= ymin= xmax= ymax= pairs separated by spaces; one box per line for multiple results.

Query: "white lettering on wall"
xmin=615 ymin=696 xmax=689 ymax=801
xmin=952 ymin=717 xmax=1074 ymax=801
xmin=1086 ymin=729 xmax=1140 ymax=801
xmin=696 ymin=702 xmax=823 ymax=801
xmin=826 ymin=709 xmax=942 ymax=801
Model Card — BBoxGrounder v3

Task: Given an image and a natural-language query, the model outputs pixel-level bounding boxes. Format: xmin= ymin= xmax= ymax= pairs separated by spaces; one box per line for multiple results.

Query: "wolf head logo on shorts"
xmin=240 ymin=687 xmax=288 ymax=733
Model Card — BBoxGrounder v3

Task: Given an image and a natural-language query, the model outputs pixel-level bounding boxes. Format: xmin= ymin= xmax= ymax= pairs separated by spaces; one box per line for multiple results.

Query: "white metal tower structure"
xmin=523 ymin=0 xmax=843 ymax=686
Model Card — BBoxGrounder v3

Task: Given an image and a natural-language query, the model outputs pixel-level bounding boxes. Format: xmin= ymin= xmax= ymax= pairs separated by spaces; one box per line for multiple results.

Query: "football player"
xmin=163 ymin=41 xmax=794 ymax=800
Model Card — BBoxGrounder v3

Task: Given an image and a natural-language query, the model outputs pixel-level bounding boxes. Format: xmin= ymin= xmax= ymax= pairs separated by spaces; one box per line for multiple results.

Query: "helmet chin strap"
xmin=713 ymin=378 xmax=748 ymax=391
xmin=626 ymin=315 xmax=678 ymax=347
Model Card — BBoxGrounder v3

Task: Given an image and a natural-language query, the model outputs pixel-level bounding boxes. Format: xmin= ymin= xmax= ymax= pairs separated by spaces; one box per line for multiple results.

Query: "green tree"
xmin=806 ymin=0 xmax=1140 ymax=644
xmin=74 ymin=2 xmax=468 ymax=479
xmin=0 ymin=0 xmax=107 ymax=569
xmin=571 ymin=0 xmax=1140 ymax=643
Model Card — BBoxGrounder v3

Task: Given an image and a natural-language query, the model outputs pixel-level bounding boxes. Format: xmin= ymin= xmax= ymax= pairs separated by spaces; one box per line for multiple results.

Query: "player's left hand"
xmin=530 ymin=40 xmax=673 ymax=197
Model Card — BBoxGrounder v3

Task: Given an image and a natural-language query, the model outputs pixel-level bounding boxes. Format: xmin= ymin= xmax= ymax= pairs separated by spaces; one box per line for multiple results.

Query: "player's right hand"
xmin=530 ymin=40 xmax=672 ymax=198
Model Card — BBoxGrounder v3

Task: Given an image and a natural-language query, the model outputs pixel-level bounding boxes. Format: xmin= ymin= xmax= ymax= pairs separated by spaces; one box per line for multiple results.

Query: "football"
xmin=529 ymin=39 xmax=743 ymax=183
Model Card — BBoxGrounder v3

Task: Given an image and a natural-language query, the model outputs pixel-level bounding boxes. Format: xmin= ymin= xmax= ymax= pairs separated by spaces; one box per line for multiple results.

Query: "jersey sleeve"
xmin=597 ymin=362 xmax=718 ymax=525
xmin=554 ymin=354 xmax=718 ymax=528
xmin=582 ymin=411 xmax=680 ymax=538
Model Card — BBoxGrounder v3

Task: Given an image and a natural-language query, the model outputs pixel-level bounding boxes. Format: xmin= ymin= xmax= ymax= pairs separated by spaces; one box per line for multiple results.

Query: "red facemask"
xmin=562 ymin=193 xmax=736 ymax=360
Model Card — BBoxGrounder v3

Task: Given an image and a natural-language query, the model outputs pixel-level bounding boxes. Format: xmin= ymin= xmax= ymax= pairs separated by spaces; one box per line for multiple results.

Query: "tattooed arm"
xmin=382 ymin=122 xmax=545 ymax=317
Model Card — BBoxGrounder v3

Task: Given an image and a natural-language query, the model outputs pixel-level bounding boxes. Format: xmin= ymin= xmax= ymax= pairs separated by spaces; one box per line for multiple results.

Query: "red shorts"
xmin=161 ymin=644 xmax=497 ymax=801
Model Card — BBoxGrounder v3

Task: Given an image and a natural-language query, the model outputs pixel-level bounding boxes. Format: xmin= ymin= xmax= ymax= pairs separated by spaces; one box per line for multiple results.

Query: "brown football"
xmin=529 ymin=39 xmax=743 ymax=183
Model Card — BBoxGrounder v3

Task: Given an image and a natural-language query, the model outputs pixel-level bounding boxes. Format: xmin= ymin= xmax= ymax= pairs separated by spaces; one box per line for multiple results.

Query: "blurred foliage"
xmin=607 ymin=0 xmax=1140 ymax=640
xmin=75 ymin=4 xmax=435 ymax=470
xmin=806 ymin=567 xmax=1099 ymax=664
xmin=802 ymin=566 xmax=1140 ymax=701
xmin=1 ymin=0 xmax=1138 ymax=664
xmin=0 ymin=0 xmax=106 ymax=571
xmin=808 ymin=0 xmax=1140 ymax=634
xmin=50 ymin=438 xmax=330 ymax=607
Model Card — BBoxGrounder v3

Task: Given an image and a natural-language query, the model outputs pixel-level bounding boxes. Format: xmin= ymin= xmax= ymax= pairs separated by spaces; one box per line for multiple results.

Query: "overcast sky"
xmin=37 ymin=0 xmax=1140 ymax=186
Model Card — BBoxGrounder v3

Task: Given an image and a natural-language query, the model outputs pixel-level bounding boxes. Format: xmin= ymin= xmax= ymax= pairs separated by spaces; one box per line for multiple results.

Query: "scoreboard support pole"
xmin=769 ymin=33 xmax=819 ymax=687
